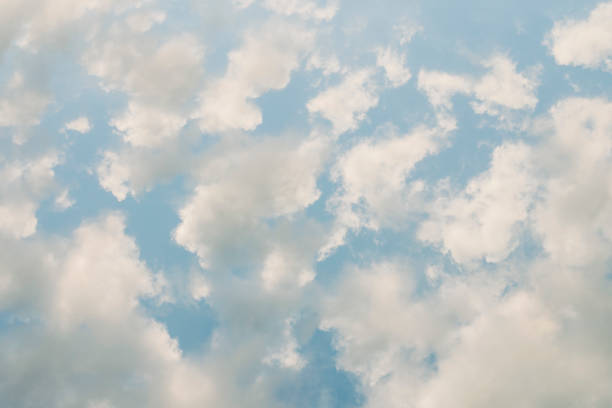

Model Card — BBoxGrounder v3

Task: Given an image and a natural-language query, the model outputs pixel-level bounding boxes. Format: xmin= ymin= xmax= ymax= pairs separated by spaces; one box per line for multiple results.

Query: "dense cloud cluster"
xmin=1 ymin=1 xmax=612 ymax=407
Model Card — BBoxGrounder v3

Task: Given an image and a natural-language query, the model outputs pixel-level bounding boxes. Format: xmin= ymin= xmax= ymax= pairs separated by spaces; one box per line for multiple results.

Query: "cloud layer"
xmin=1 ymin=1 xmax=612 ymax=407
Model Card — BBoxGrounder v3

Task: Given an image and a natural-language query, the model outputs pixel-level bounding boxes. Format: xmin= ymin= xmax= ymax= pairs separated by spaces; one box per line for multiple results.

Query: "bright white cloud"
xmin=110 ymin=102 xmax=186 ymax=147
xmin=0 ymin=213 xmax=219 ymax=408
xmin=2 ymin=1 xmax=612 ymax=407
xmin=320 ymin=126 xmax=442 ymax=259
xmin=0 ymin=71 xmax=51 ymax=141
xmin=418 ymin=55 xmax=539 ymax=128
xmin=376 ymin=47 xmax=411 ymax=87
xmin=307 ymin=69 xmax=379 ymax=134
xmin=262 ymin=0 xmax=339 ymax=21
xmin=54 ymin=188 xmax=75 ymax=210
xmin=175 ymin=134 xmax=328 ymax=267
xmin=546 ymin=2 xmax=612 ymax=72
xmin=196 ymin=21 xmax=313 ymax=134
xmin=126 ymin=9 xmax=166 ymax=33
xmin=63 ymin=116 xmax=91 ymax=134
xmin=0 ymin=153 xmax=60 ymax=238
xmin=419 ymin=142 xmax=536 ymax=264
xmin=533 ymin=97 xmax=612 ymax=266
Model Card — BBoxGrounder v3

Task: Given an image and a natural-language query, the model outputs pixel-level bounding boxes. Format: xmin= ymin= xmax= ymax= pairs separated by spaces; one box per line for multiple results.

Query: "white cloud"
xmin=418 ymin=55 xmax=539 ymax=129
xmin=417 ymin=70 xmax=472 ymax=110
xmin=260 ymin=248 xmax=315 ymax=291
xmin=376 ymin=47 xmax=411 ymax=87
xmin=0 ymin=153 xmax=60 ymax=238
xmin=54 ymin=188 xmax=75 ymax=210
xmin=96 ymin=130 xmax=200 ymax=201
xmin=84 ymin=29 xmax=204 ymax=150
xmin=0 ymin=213 xmax=222 ymax=408
xmin=126 ymin=9 xmax=166 ymax=33
xmin=320 ymin=126 xmax=442 ymax=259
xmin=97 ymin=151 xmax=133 ymax=201
xmin=190 ymin=272 xmax=211 ymax=301
xmin=63 ymin=116 xmax=92 ymax=134
xmin=306 ymin=51 xmax=343 ymax=76
xmin=546 ymin=2 xmax=612 ymax=72
xmin=307 ymin=69 xmax=379 ymax=134
xmin=321 ymin=255 xmax=612 ymax=408
xmin=84 ymin=20 xmax=206 ymax=198
xmin=319 ymin=261 xmax=511 ymax=406
xmin=262 ymin=0 xmax=339 ymax=21
xmin=174 ymin=134 xmax=328 ymax=267
xmin=196 ymin=20 xmax=313 ymax=134
xmin=471 ymin=55 xmax=539 ymax=115
xmin=532 ymin=97 xmax=612 ymax=266
xmin=263 ymin=318 xmax=306 ymax=370
xmin=53 ymin=213 xmax=159 ymax=327
xmin=417 ymin=290 xmax=612 ymax=408
xmin=0 ymin=71 xmax=51 ymax=141
xmin=419 ymin=142 xmax=536 ymax=265
xmin=110 ymin=102 xmax=186 ymax=147
xmin=15 ymin=0 xmax=123 ymax=51
xmin=394 ymin=20 xmax=422 ymax=45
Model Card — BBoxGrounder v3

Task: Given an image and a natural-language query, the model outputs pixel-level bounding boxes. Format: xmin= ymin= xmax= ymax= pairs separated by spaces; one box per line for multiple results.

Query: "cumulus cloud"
xmin=418 ymin=54 xmax=540 ymax=129
xmin=532 ymin=97 xmax=612 ymax=266
xmin=0 ymin=153 xmax=60 ymax=238
xmin=84 ymin=30 xmax=204 ymax=146
xmin=174 ymin=134 xmax=328 ymax=268
xmin=0 ymin=213 xmax=216 ymax=408
xmin=3 ymin=1 xmax=612 ymax=407
xmin=0 ymin=71 xmax=51 ymax=142
xmin=307 ymin=69 xmax=379 ymax=134
xmin=63 ymin=116 xmax=91 ymax=134
xmin=376 ymin=47 xmax=412 ymax=87
xmin=320 ymin=125 xmax=443 ymax=259
xmin=262 ymin=0 xmax=339 ymax=21
xmin=419 ymin=142 xmax=536 ymax=264
xmin=546 ymin=2 xmax=612 ymax=72
xmin=196 ymin=20 xmax=314 ymax=134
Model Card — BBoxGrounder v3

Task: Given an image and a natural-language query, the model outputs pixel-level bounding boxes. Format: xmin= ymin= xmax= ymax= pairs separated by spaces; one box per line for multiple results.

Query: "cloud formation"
xmin=2 ymin=1 xmax=612 ymax=407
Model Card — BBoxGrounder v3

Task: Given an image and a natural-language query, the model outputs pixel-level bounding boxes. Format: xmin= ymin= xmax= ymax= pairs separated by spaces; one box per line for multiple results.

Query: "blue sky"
xmin=2 ymin=1 xmax=612 ymax=407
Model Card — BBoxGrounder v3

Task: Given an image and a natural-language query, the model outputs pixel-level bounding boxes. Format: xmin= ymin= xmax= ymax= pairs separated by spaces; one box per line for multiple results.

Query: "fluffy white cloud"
xmin=0 ymin=153 xmax=60 ymax=238
xmin=470 ymin=55 xmax=539 ymax=116
xmin=321 ymin=255 xmax=612 ymax=408
xmin=307 ymin=69 xmax=379 ymax=134
xmin=235 ymin=0 xmax=339 ymax=20
xmin=110 ymin=103 xmax=186 ymax=147
xmin=320 ymin=126 xmax=442 ymax=259
xmin=533 ymin=97 xmax=612 ymax=266
xmin=417 ymin=289 xmax=612 ymax=408
xmin=319 ymin=261 xmax=511 ymax=406
xmin=84 ymin=29 xmax=203 ymax=148
xmin=15 ymin=0 xmax=122 ymax=51
xmin=196 ymin=21 xmax=313 ymax=133
xmin=63 ymin=116 xmax=92 ymax=134
xmin=85 ymin=32 xmax=204 ymax=108
xmin=418 ymin=55 xmax=539 ymax=128
xmin=83 ymin=17 xmax=206 ymax=199
xmin=54 ymin=188 xmax=75 ymax=210
xmin=96 ymin=135 xmax=196 ymax=201
xmin=0 ymin=213 xmax=219 ymax=408
xmin=0 ymin=71 xmax=51 ymax=141
xmin=376 ymin=47 xmax=411 ymax=87
xmin=126 ymin=9 xmax=166 ymax=33
xmin=174 ymin=134 xmax=328 ymax=268
xmin=419 ymin=142 xmax=536 ymax=264
xmin=546 ymin=2 xmax=612 ymax=72
xmin=262 ymin=0 xmax=339 ymax=21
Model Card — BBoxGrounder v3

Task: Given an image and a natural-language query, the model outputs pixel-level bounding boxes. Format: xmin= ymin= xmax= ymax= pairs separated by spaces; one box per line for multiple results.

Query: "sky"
xmin=1 ymin=0 xmax=612 ymax=407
